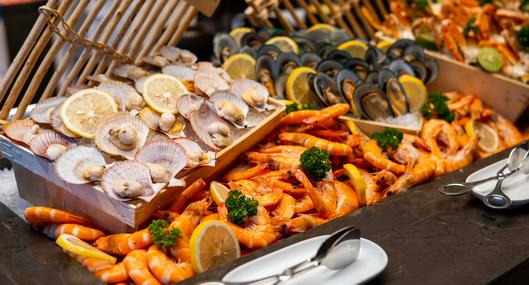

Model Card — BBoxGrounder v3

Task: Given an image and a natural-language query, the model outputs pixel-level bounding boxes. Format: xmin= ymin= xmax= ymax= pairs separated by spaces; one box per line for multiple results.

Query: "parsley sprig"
xmin=300 ymin=147 xmax=332 ymax=182
xmin=285 ymin=102 xmax=316 ymax=114
xmin=421 ymin=92 xmax=455 ymax=122
xmin=226 ymin=190 xmax=258 ymax=225
xmin=463 ymin=18 xmax=479 ymax=39
xmin=372 ymin=128 xmax=403 ymax=150
xmin=148 ymin=219 xmax=182 ymax=250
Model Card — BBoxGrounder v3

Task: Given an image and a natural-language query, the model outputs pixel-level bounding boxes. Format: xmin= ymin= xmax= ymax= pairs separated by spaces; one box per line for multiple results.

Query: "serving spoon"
xmin=222 ymin=226 xmax=360 ymax=285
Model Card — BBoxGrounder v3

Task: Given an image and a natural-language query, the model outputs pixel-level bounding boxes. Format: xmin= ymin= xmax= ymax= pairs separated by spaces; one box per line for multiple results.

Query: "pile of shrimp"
xmin=23 ymin=93 xmax=523 ymax=285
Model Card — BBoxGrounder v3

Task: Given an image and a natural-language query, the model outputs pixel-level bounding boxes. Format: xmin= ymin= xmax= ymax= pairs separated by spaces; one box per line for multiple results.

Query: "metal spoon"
xmin=222 ymin=226 xmax=360 ymax=285
xmin=439 ymin=143 xmax=529 ymax=196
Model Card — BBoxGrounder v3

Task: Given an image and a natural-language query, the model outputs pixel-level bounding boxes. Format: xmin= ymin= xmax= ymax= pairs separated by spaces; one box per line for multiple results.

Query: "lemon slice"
xmin=398 ymin=74 xmax=427 ymax=112
xmin=190 ymin=220 xmax=240 ymax=273
xmin=465 ymin=120 xmax=499 ymax=153
xmin=343 ymin=164 xmax=366 ymax=205
xmin=337 ymin=40 xmax=369 ymax=59
xmin=265 ymin=36 xmax=300 ymax=54
xmin=142 ymin=74 xmax=188 ymax=114
xmin=307 ymin=23 xmax=336 ymax=33
xmin=57 ymin=234 xmax=116 ymax=264
xmin=376 ymin=40 xmax=393 ymax=52
xmin=60 ymin=88 xmax=118 ymax=139
xmin=229 ymin=27 xmax=253 ymax=46
xmin=222 ymin=53 xmax=257 ymax=80
xmin=210 ymin=181 xmax=230 ymax=205
xmin=286 ymin=67 xmax=321 ymax=106
xmin=344 ymin=119 xmax=360 ymax=135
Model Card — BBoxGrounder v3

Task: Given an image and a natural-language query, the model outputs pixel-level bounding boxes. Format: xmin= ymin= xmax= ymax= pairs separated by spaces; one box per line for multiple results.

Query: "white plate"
xmin=469 ymin=158 xmax=529 ymax=208
xmin=222 ymin=237 xmax=388 ymax=285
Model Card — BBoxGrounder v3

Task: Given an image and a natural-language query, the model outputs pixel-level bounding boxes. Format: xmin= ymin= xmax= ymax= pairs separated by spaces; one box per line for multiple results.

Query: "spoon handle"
xmin=483 ymin=176 xmax=512 ymax=209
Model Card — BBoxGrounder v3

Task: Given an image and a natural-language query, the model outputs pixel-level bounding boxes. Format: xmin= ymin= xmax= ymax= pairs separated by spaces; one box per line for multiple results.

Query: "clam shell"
xmin=176 ymin=94 xmax=205 ymax=120
xmin=94 ymin=113 xmax=149 ymax=159
xmin=55 ymin=146 xmax=106 ymax=184
xmin=231 ymin=79 xmax=275 ymax=112
xmin=3 ymin=119 xmax=36 ymax=143
xmin=189 ymin=102 xmax=233 ymax=150
xmin=135 ymin=138 xmax=187 ymax=184
xmin=162 ymin=64 xmax=196 ymax=82
xmin=101 ymin=161 xmax=160 ymax=201
xmin=174 ymin=138 xmax=216 ymax=168
xmin=30 ymin=97 xmax=66 ymax=124
xmin=28 ymin=130 xmax=75 ymax=160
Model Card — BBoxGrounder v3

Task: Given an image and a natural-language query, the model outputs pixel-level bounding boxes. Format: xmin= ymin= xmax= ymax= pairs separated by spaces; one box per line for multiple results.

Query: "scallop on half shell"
xmin=210 ymin=91 xmax=256 ymax=128
xmin=94 ymin=78 xmax=145 ymax=112
xmin=194 ymin=62 xmax=231 ymax=96
xmin=29 ymin=130 xmax=75 ymax=161
xmin=101 ymin=161 xmax=160 ymax=201
xmin=94 ymin=112 xmax=149 ymax=159
xmin=176 ymin=94 xmax=205 ymax=120
xmin=231 ymin=79 xmax=275 ymax=112
xmin=138 ymin=107 xmax=186 ymax=139
xmin=30 ymin=96 xmax=66 ymax=124
xmin=3 ymin=119 xmax=38 ymax=144
xmin=55 ymin=146 xmax=106 ymax=184
xmin=49 ymin=104 xmax=79 ymax=138
xmin=135 ymin=138 xmax=187 ymax=186
xmin=174 ymin=138 xmax=216 ymax=168
xmin=189 ymin=102 xmax=233 ymax=150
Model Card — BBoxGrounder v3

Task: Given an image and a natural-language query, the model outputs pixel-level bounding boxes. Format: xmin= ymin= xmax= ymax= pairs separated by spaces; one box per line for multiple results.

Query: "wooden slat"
xmin=273 ymin=5 xmax=295 ymax=32
xmin=280 ymin=0 xmax=306 ymax=29
xmin=168 ymin=7 xmax=198 ymax=46
xmin=295 ymin=0 xmax=318 ymax=26
xmin=323 ymin=0 xmax=352 ymax=35
xmin=338 ymin=0 xmax=366 ymax=38
xmin=151 ymin=1 xmax=189 ymax=54
xmin=311 ymin=0 xmax=332 ymax=24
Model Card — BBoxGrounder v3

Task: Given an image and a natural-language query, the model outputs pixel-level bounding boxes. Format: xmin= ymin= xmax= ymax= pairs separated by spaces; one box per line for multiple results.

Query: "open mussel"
xmin=301 ymin=53 xmax=322 ymax=69
xmin=365 ymin=71 xmax=380 ymax=84
xmin=387 ymin=39 xmax=416 ymax=59
xmin=337 ymin=69 xmax=361 ymax=116
xmin=240 ymin=46 xmax=257 ymax=58
xmin=277 ymin=52 xmax=301 ymax=75
xmin=344 ymin=59 xmax=370 ymax=81
xmin=403 ymin=45 xmax=425 ymax=63
xmin=293 ymin=36 xmax=317 ymax=53
xmin=213 ymin=33 xmax=239 ymax=64
xmin=354 ymin=83 xmax=393 ymax=120
xmin=329 ymin=29 xmax=352 ymax=45
xmin=316 ymin=59 xmax=343 ymax=78
xmin=409 ymin=60 xmax=428 ymax=82
xmin=256 ymin=54 xmax=279 ymax=97
xmin=378 ymin=69 xmax=409 ymax=116
xmin=306 ymin=30 xmax=330 ymax=45
xmin=311 ymin=72 xmax=347 ymax=106
xmin=423 ymin=58 xmax=439 ymax=84
xmin=241 ymin=32 xmax=264 ymax=50
xmin=365 ymin=46 xmax=390 ymax=67
xmin=257 ymin=45 xmax=282 ymax=59
xmin=389 ymin=59 xmax=416 ymax=78
xmin=327 ymin=49 xmax=352 ymax=64
xmin=317 ymin=43 xmax=337 ymax=59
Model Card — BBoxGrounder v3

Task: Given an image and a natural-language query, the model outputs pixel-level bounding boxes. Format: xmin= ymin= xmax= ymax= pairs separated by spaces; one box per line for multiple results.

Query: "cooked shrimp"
xmin=94 ymin=262 xmax=128 ymax=284
xmin=169 ymin=198 xmax=212 ymax=237
xmin=232 ymin=178 xmax=283 ymax=207
xmin=279 ymin=110 xmax=320 ymax=126
xmin=124 ymin=250 xmax=161 ymax=285
xmin=246 ymin=152 xmax=300 ymax=169
xmin=279 ymin=132 xmax=352 ymax=156
xmin=169 ymin=235 xmax=191 ymax=262
xmin=491 ymin=116 xmax=523 ymax=147
xmin=70 ymin=254 xmax=112 ymax=272
xmin=24 ymin=207 xmax=90 ymax=228
xmin=94 ymin=229 xmax=152 ymax=256
xmin=445 ymin=134 xmax=478 ymax=172
xmin=168 ymin=179 xmax=206 ymax=213
xmin=277 ymin=215 xmax=327 ymax=234
xmin=303 ymin=103 xmax=349 ymax=125
xmin=295 ymin=193 xmax=315 ymax=213
xmin=295 ymin=170 xmax=336 ymax=219
xmin=422 ymin=119 xmax=459 ymax=155
xmin=362 ymin=140 xmax=406 ymax=175
xmin=360 ymin=169 xmax=383 ymax=205
xmin=328 ymin=181 xmax=359 ymax=219
xmin=385 ymin=155 xmax=437 ymax=196
xmin=309 ymin=130 xmax=349 ymax=141
xmin=259 ymin=177 xmax=304 ymax=196
xmin=373 ymin=170 xmax=398 ymax=190
xmin=271 ymin=194 xmax=296 ymax=224
xmin=224 ymin=164 xmax=270 ymax=181
xmin=147 ymin=245 xmax=194 ymax=284
xmin=42 ymin=223 xmax=104 ymax=241
xmin=259 ymin=145 xmax=308 ymax=155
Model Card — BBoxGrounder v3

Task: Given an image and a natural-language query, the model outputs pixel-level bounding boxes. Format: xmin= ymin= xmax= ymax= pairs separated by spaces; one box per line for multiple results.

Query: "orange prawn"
xmin=295 ymin=170 xmax=336 ymax=219
xmin=124 ymin=249 xmax=161 ymax=285
xmin=277 ymin=215 xmax=327 ymax=234
xmin=42 ymin=223 xmax=104 ymax=241
xmin=94 ymin=229 xmax=152 ymax=256
xmin=246 ymin=152 xmax=300 ymax=169
xmin=94 ymin=262 xmax=128 ymax=284
xmin=303 ymin=103 xmax=350 ymax=125
xmin=328 ymin=181 xmax=360 ymax=219
xmin=362 ymin=140 xmax=406 ymax=175
xmin=167 ymin=179 xmax=206 ymax=213
xmin=295 ymin=193 xmax=315 ymax=213
xmin=271 ymin=194 xmax=296 ymax=224
xmin=24 ymin=207 xmax=91 ymax=228
xmin=279 ymin=132 xmax=352 ymax=156
xmin=147 ymin=245 xmax=194 ymax=284
xmin=224 ymin=164 xmax=270 ymax=181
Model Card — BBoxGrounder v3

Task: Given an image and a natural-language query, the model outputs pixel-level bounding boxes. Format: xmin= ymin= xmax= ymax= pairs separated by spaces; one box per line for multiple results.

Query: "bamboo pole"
xmin=280 ymin=0 xmax=306 ymax=29
xmin=273 ymin=5 xmax=294 ymax=32
xmin=168 ymin=7 xmax=198 ymax=46
xmin=311 ymin=0 xmax=332 ymax=24
xmin=362 ymin=0 xmax=382 ymax=23
xmin=373 ymin=0 xmax=388 ymax=20
xmin=151 ymin=1 xmax=190 ymax=53
xmin=322 ymin=0 xmax=352 ymax=35
xmin=0 ymin=0 xmax=61 ymax=117
xmin=295 ymin=0 xmax=318 ymax=26
xmin=248 ymin=0 xmax=274 ymax=28
xmin=353 ymin=1 xmax=374 ymax=38
xmin=12 ymin=0 xmax=103 ymax=120
xmin=338 ymin=0 xmax=366 ymax=38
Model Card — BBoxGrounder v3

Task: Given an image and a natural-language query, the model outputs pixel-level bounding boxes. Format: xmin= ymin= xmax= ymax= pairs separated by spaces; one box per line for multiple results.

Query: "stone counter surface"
xmin=0 ymin=147 xmax=528 ymax=285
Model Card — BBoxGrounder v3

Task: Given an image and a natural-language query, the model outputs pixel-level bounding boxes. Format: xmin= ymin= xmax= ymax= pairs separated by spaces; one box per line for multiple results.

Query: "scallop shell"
xmin=162 ymin=64 xmax=196 ymax=82
xmin=94 ymin=113 xmax=149 ymax=159
xmin=176 ymin=94 xmax=205 ymax=120
xmin=30 ymin=97 xmax=66 ymax=124
xmin=135 ymin=138 xmax=187 ymax=186
xmin=230 ymin=79 xmax=275 ymax=112
xmin=55 ymin=146 xmax=106 ymax=184
xmin=143 ymin=55 xmax=170 ymax=67
xmin=112 ymin=64 xmax=150 ymax=80
xmin=189 ymin=102 xmax=233 ymax=150
xmin=101 ymin=161 xmax=160 ymax=201
xmin=138 ymin=107 xmax=160 ymax=130
xmin=96 ymin=80 xmax=144 ymax=112
xmin=28 ymin=130 xmax=75 ymax=160
xmin=174 ymin=138 xmax=216 ymax=168
xmin=160 ymin=46 xmax=198 ymax=66
xmin=49 ymin=105 xmax=79 ymax=138
xmin=194 ymin=62 xmax=231 ymax=96
xmin=162 ymin=114 xmax=187 ymax=139
xmin=210 ymin=91 xmax=257 ymax=128
xmin=3 ymin=119 xmax=36 ymax=143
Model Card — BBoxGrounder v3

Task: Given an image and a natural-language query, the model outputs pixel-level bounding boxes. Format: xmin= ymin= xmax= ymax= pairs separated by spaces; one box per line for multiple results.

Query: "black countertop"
xmin=1 ymin=147 xmax=529 ymax=285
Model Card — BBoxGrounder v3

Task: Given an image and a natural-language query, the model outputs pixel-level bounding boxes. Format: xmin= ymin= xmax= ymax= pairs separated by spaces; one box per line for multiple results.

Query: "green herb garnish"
xmin=148 ymin=219 xmax=182 ymax=250
xmin=285 ymin=102 xmax=316 ymax=114
xmin=463 ymin=18 xmax=479 ymax=39
xmin=372 ymin=128 xmax=403 ymax=150
xmin=520 ymin=0 xmax=529 ymax=12
xmin=406 ymin=0 xmax=429 ymax=11
xmin=517 ymin=26 xmax=529 ymax=50
xmin=225 ymin=190 xmax=258 ymax=225
xmin=300 ymin=147 xmax=332 ymax=181
xmin=421 ymin=92 xmax=455 ymax=122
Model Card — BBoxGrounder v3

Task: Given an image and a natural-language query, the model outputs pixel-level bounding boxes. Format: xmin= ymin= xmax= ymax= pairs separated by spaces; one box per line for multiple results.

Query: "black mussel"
xmin=318 ymin=43 xmax=337 ymax=59
xmin=337 ymin=69 xmax=361 ymax=116
xmin=241 ymin=32 xmax=264 ymax=50
xmin=301 ymin=52 xmax=322 ymax=69
xmin=316 ymin=59 xmax=343 ymax=78
xmin=277 ymin=52 xmax=302 ymax=75
xmin=294 ymin=36 xmax=317 ymax=53
xmin=409 ymin=60 xmax=428 ymax=82
xmin=423 ymin=58 xmax=439 ymax=85
xmin=366 ymin=71 xmax=379 ymax=84
xmin=270 ymin=30 xmax=292 ymax=37
xmin=389 ymin=59 xmax=415 ymax=78
xmin=403 ymin=45 xmax=425 ymax=63
xmin=257 ymin=45 xmax=282 ymax=59
xmin=307 ymin=30 xmax=330 ymax=44
xmin=330 ymin=29 xmax=352 ymax=45
xmin=344 ymin=59 xmax=370 ymax=81
xmin=327 ymin=49 xmax=352 ymax=64
xmin=257 ymin=28 xmax=274 ymax=40
xmin=213 ymin=33 xmax=238 ymax=63
xmin=387 ymin=39 xmax=416 ymax=59
xmin=354 ymin=83 xmax=393 ymax=120
xmin=275 ymin=73 xmax=288 ymax=99
xmin=256 ymin=54 xmax=279 ymax=97
xmin=365 ymin=46 xmax=389 ymax=67
xmin=312 ymin=72 xmax=347 ymax=106
xmin=378 ymin=69 xmax=409 ymax=116
xmin=240 ymin=46 xmax=257 ymax=58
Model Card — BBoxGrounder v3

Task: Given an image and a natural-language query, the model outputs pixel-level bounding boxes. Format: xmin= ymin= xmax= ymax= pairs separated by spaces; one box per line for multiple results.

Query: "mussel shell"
xmin=311 ymin=72 xmax=347 ymax=106
xmin=293 ymin=36 xmax=317 ymax=53
xmin=257 ymin=45 xmax=282 ymax=59
xmin=274 ymin=73 xmax=288 ymax=100
xmin=329 ymin=29 xmax=352 ymax=45
xmin=389 ymin=59 xmax=416 ymax=78
xmin=378 ymin=69 xmax=410 ymax=116
xmin=409 ymin=60 xmax=428 ymax=82
xmin=213 ymin=33 xmax=239 ymax=63
xmin=344 ymin=59 xmax=370 ymax=81
xmin=316 ymin=59 xmax=343 ymax=78
xmin=317 ymin=43 xmax=337 ymax=59
xmin=387 ymin=39 xmax=416 ymax=59
xmin=241 ymin=32 xmax=264 ymax=49
xmin=365 ymin=71 xmax=380 ymax=84
xmin=354 ymin=83 xmax=393 ymax=120
xmin=306 ymin=30 xmax=330 ymax=44
xmin=240 ymin=46 xmax=257 ymax=58
xmin=423 ymin=58 xmax=439 ymax=84
xmin=277 ymin=52 xmax=301 ymax=74
xmin=337 ymin=69 xmax=361 ymax=114
xmin=403 ymin=45 xmax=425 ymax=63
xmin=365 ymin=46 xmax=389 ymax=67
xmin=327 ymin=49 xmax=352 ymax=64
xmin=301 ymin=52 xmax=322 ymax=69
xmin=256 ymin=54 xmax=280 ymax=81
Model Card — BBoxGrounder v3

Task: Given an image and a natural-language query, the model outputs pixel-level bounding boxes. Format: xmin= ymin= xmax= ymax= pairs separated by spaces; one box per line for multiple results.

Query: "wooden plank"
xmin=184 ymin=0 xmax=220 ymax=17
xmin=340 ymin=116 xmax=421 ymax=137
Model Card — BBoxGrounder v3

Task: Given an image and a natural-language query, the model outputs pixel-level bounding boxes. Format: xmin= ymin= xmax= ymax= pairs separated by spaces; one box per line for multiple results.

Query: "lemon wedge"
xmin=307 ymin=23 xmax=336 ymax=33
xmin=343 ymin=164 xmax=367 ymax=206
xmin=57 ymin=234 xmax=116 ymax=264
xmin=210 ymin=181 xmax=230 ymax=205
xmin=222 ymin=53 xmax=257 ymax=80
xmin=376 ymin=40 xmax=393 ymax=52
xmin=398 ymin=74 xmax=427 ymax=112
xmin=338 ymin=40 xmax=369 ymax=59
xmin=265 ymin=36 xmax=300 ymax=54
xmin=286 ymin=67 xmax=321 ymax=106
xmin=465 ymin=120 xmax=499 ymax=153
xmin=60 ymin=88 xmax=118 ymax=139
xmin=229 ymin=27 xmax=253 ymax=47
xmin=344 ymin=119 xmax=360 ymax=135
xmin=142 ymin=74 xmax=187 ymax=114
xmin=190 ymin=220 xmax=240 ymax=273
